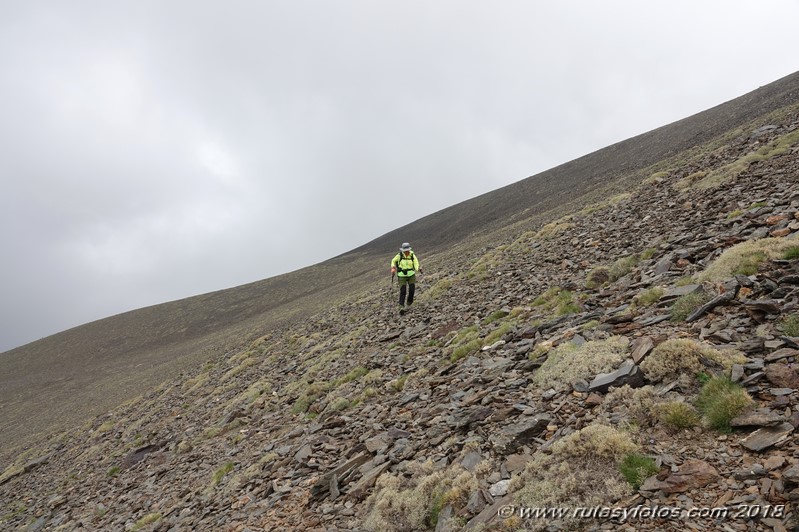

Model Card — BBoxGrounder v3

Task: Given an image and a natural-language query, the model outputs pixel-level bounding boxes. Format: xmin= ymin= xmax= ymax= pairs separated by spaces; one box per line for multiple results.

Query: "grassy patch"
xmin=448 ymin=325 xmax=484 ymax=362
xmin=641 ymin=247 xmax=657 ymax=260
xmin=211 ymin=461 xmax=235 ymax=486
xmin=533 ymin=287 xmax=580 ymax=315
xmin=466 ymin=248 xmax=503 ymax=280
xmin=536 ymin=217 xmax=574 ymax=240
xmin=450 ymin=340 xmax=483 ymax=362
xmin=636 ymin=287 xmax=664 ymax=307
xmin=585 ymin=266 xmax=611 ymax=289
xmin=586 ymin=254 xmax=639 ymax=289
xmin=291 ymin=381 xmax=332 ymax=414
xmin=620 ymin=454 xmax=659 ymax=490
xmin=784 ymin=246 xmax=799 ymax=260
xmin=670 ymin=291 xmax=713 ymax=322
xmin=532 ymin=336 xmax=629 ymax=389
xmin=483 ymin=309 xmax=510 ymax=325
xmin=732 ymin=251 xmax=767 ymax=276
xmin=392 ymin=374 xmax=409 ymax=392
xmin=131 ymin=513 xmax=162 ymax=531
xmin=484 ymin=321 xmax=514 ymax=345
xmin=422 ymin=278 xmax=453 ymax=301
xmin=696 ymin=377 xmax=754 ymax=432
xmin=336 ymin=366 xmax=369 ymax=386
xmin=657 ymin=401 xmax=701 ymax=430
xmin=640 ymin=338 xmax=746 ymax=383
xmin=609 ymin=254 xmax=639 ymax=281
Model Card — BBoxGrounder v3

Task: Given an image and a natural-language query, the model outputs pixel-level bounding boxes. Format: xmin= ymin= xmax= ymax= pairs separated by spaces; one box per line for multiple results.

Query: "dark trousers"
xmin=398 ymin=277 xmax=415 ymax=306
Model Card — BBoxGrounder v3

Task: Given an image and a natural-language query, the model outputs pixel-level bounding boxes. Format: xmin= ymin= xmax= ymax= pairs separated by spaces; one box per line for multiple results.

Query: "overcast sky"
xmin=1 ymin=1 xmax=798 ymax=352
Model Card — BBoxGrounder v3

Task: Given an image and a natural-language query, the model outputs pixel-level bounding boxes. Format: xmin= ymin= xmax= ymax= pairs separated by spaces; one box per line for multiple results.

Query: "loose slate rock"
xmin=730 ymin=409 xmax=784 ymax=428
xmin=740 ymin=422 xmax=795 ymax=452
xmin=588 ymin=360 xmax=644 ymax=393
xmin=640 ymin=459 xmax=718 ymax=493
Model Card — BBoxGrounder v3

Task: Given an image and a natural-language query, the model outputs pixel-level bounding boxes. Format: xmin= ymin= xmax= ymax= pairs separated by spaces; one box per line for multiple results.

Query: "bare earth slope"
xmin=1 ymin=72 xmax=799 ymax=531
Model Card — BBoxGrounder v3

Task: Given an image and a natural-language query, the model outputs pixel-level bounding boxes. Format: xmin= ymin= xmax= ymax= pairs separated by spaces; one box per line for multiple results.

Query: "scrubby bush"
xmin=532 ymin=336 xmax=629 ymax=389
xmin=640 ymin=339 xmax=746 ymax=383
xmin=601 ymin=385 xmax=658 ymax=428
xmin=510 ymin=425 xmax=636 ymax=530
xmin=363 ymin=462 xmax=477 ymax=531
xmin=696 ymin=377 xmax=753 ymax=432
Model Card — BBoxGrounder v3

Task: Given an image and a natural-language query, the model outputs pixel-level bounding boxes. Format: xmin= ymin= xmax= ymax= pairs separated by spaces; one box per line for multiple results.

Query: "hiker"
xmin=390 ymin=242 xmax=422 ymax=313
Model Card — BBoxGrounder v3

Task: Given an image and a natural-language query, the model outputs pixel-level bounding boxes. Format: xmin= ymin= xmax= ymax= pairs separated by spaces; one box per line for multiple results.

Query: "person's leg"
xmin=399 ymin=282 xmax=407 ymax=306
xmin=407 ymin=281 xmax=415 ymax=305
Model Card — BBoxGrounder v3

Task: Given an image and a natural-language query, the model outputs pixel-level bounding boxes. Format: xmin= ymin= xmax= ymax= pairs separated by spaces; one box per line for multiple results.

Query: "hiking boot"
xmin=399 ymin=305 xmax=406 ymax=315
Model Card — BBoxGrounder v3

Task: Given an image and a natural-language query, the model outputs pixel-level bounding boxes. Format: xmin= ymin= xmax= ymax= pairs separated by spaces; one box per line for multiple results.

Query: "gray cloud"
xmin=2 ymin=1 xmax=799 ymax=351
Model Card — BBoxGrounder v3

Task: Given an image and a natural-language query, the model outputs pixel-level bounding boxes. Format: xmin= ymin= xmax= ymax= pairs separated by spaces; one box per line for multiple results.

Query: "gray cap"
xmin=400 ymin=242 xmax=411 ymax=251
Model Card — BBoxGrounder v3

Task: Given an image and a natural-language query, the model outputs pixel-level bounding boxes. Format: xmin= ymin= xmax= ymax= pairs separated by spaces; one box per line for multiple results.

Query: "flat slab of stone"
xmin=589 ymin=360 xmax=644 ymax=393
xmin=740 ymin=423 xmax=795 ymax=452
xmin=730 ymin=409 xmax=783 ymax=428
xmin=640 ymin=459 xmax=718 ymax=494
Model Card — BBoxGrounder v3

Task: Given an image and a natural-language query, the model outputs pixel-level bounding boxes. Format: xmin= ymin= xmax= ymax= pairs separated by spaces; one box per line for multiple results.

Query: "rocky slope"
xmin=2 ymin=110 xmax=799 ymax=531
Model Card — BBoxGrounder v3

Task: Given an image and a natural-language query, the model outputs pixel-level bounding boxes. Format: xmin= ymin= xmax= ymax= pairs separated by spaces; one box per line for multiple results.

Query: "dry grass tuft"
xmin=640 ymin=339 xmax=746 ymax=382
xmin=699 ymin=237 xmax=799 ymax=283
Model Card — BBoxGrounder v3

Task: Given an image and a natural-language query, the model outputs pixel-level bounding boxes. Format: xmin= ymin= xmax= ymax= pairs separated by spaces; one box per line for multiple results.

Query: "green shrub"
xmin=696 ymin=377 xmax=754 ymax=432
xmin=619 ymin=454 xmax=659 ymax=490
xmin=784 ymin=246 xmax=799 ymax=260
